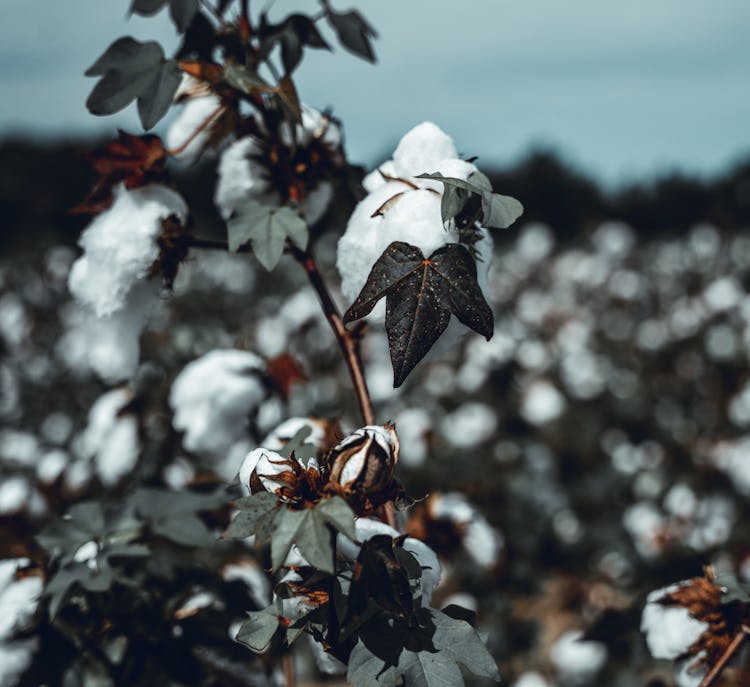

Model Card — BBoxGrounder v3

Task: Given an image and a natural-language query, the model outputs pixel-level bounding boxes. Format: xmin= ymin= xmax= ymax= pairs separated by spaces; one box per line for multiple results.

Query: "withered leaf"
xmin=71 ymin=130 xmax=168 ymax=214
xmin=344 ymin=242 xmax=493 ymax=387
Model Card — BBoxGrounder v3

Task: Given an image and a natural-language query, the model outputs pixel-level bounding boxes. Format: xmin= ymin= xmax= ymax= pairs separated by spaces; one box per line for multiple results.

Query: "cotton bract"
xmin=337 ymin=121 xmax=494 ymax=318
xmin=169 ymin=350 xmax=267 ymax=457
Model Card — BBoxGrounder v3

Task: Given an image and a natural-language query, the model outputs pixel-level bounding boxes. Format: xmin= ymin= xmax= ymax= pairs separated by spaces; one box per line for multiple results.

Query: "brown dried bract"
xmin=71 ymin=131 xmax=168 ymax=215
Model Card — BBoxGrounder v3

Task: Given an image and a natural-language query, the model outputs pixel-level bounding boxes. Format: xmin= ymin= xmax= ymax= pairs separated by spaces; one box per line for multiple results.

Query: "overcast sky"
xmin=2 ymin=1 xmax=749 ymax=184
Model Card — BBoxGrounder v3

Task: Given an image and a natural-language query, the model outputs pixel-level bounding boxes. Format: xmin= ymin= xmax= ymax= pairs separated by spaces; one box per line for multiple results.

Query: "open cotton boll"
xmin=641 ymin=584 xmax=708 ymax=660
xmin=0 ymin=559 xmax=42 ymax=641
xmin=0 ymin=639 xmax=38 ymax=687
xmin=215 ymin=105 xmax=339 ymax=226
xmin=169 ymin=350 xmax=266 ymax=457
xmin=261 ymin=417 xmax=327 ymax=453
xmin=78 ymin=388 xmax=139 ymax=487
xmin=69 ymin=184 xmax=187 ymax=318
xmin=214 ymin=137 xmax=275 ymax=220
xmin=166 ymin=94 xmax=224 ymax=164
xmin=549 ymin=630 xmax=607 ymax=685
xmin=430 ymin=492 xmax=503 ymax=569
xmin=59 ymin=280 xmax=160 ymax=383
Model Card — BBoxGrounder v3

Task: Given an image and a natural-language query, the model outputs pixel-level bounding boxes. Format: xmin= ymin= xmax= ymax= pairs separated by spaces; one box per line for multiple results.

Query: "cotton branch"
xmin=290 ymin=245 xmax=375 ymax=426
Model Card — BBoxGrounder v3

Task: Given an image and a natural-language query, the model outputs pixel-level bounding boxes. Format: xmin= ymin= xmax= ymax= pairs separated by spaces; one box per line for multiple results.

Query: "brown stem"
xmin=698 ymin=627 xmax=749 ymax=687
xmin=290 ymin=245 xmax=375 ymax=426
xmin=166 ymin=104 xmax=226 ymax=157
xmin=281 ymin=653 xmax=296 ymax=687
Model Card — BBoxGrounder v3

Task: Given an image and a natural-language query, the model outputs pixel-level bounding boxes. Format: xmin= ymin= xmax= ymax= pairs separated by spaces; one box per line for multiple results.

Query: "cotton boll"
xmin=0 ymin=639 xmax=38 ymax=687
xmin=549 ymin=630 xmax=607 ymax=685
xmin=166 ymin=95 xmax=223 ymax=164
xmin=169 ymin=349 xmax=266 ymax=457
xmin=0 ymin=559 xmax=42 ymax=640
xmin=520 ymin=379 xmax=566 ymax=425
xmin=261 ymin=417 xmax=327 ymax=453
xmin=430 ymin=493 xmax=503 ymax=570
xmin=0 ymin=477 xmax=31 ymax=516
xmin=623 ymin=502 xmax=666 ymax=558
xmin=79 ymin=388 xmax=139 ymax=487
xmin=640 ymin=584 xmax=707 ymax=660
xmin=440 ymin=402 xmax=497 ymax=449
xmin=214 ymin=137 xmax=276 ymax=221
xmin=69 ymin=184 xmax=187 ymax=318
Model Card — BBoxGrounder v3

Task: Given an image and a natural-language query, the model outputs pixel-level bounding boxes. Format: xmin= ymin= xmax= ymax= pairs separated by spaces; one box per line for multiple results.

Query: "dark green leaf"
xmin=236 ymin=608 xmax=280 ymax=653
xmin=169 ymin=0 xmax=200 ymax=32
xmin=283 ymin=426 xmax=319 ymax=464
xmin=137 ymin=60 xmax=183 ymax=130
xmin=227 ymin=201 xmax=308 ymax=270
xmin=85 ymin=37 xmax=180 ymax=129
xmin=130 ymin=0 xmax=168 ymax=16
xmin=152 ymin=513 xmax=215 ymax=547
xmin=315 ymin=496 xmax=356 ymax=539
xmin=429 ymin=609 xmax=500 ymax=681
xmin=326 ymin=9 xmax=377 ymax=63
xmin=130 ymin=0 xmax=199 ymax=32
xmin=347 ymin=641 xmax=400 ymax=687
xmin=271 ymin=507 xmax=333 ymax=573
xmin=344 ymin=242 xmax=493 ymax=386
xmin=85 ymin=37 xmax=163 ymax=76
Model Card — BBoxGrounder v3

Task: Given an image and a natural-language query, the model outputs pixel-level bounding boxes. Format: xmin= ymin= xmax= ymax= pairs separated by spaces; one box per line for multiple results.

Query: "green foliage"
xmin=85 ymin=37 xmax=182 ymax=129
xmin=227 ymin=201 xmax=309 ymax=270
xmin=344 ymin=241 xmax=493 ymax=386
xmin=236 ymin=603 xmax=284 ymax=652
xmin=347 ymin=610 xmax=500 ymax=687
xmin=130 ymin=0 xmax=200 ymax=32
xmin=416 ymin=172 xmax=524 ymax=230
xmin=324 ymin=6 xmax=378 ymax=63
xmin=131 ymin=486 xmax=226 ymax=546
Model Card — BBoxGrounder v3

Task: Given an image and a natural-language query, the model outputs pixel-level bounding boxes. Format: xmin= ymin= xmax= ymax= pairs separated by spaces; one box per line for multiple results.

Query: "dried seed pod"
xmin=328 ymin=424 xmax=399 ymax=493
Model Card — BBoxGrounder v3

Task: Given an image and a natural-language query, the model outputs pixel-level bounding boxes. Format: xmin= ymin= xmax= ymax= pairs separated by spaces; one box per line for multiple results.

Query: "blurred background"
xmin=3 ymin=2 xmax=750 ymax=686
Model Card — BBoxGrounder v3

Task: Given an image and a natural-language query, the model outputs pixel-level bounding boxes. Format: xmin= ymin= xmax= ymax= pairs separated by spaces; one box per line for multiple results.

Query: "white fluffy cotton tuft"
xmin=69 ymin=184 xmax=187 ymax=318
xmin=78 ymin=388 xmax=140 ymax=487
xmin=169 ymin=349 xmax=267 ymax=457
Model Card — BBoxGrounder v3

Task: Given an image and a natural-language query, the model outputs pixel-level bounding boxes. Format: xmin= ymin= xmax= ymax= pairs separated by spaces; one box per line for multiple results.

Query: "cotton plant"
xmin=25 ymin=1 xmax=529 ymax=685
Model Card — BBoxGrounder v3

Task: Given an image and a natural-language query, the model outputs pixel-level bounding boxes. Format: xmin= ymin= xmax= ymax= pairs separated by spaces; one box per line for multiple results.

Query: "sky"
xmin=1 ymin=0 xmax=749 ymax=185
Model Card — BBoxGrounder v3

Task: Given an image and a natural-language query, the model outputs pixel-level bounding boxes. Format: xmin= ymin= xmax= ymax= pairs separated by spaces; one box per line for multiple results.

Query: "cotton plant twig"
xmin=166 ymin=104 xmax=227 ymax=158
xmin=697 ymin=625 xmax=750 ymax=687
xmin=289 ymin=245 xmax=375 ymax=427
